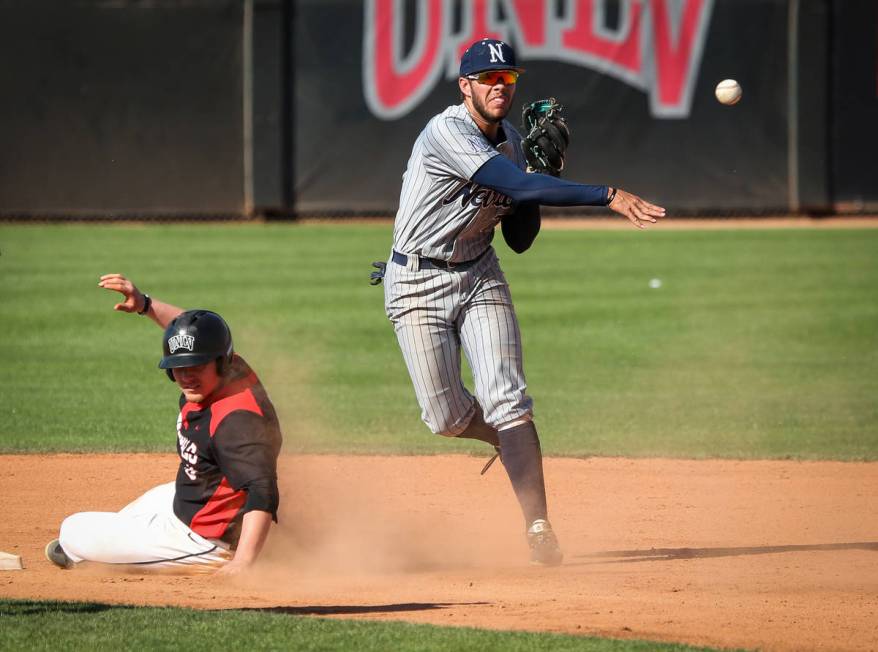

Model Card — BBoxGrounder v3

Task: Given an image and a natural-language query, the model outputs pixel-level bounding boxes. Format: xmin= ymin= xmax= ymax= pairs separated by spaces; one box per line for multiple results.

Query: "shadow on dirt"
xmin=574 ymin=541 xmax=878 ymax=564
xmin=0 ymin=600 xmax=131 ymax=616
xmin=232 ymin=602 xmax=490 ymax=616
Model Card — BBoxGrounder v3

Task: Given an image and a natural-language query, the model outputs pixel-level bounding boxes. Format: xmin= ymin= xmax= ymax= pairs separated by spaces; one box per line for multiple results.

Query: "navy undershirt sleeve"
xmin=472 ymin=154 xmax=609 ymax=207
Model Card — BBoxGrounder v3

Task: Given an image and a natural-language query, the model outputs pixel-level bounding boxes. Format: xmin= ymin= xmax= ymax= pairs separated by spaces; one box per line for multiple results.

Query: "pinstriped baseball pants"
xmin=384 ymin=247 xmax=533 ymax=435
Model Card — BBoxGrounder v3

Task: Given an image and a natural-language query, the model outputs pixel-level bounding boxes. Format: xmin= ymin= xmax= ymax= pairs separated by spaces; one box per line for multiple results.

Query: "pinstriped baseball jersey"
xmin=384 ymin=103 xmax=534 ymax=434
xmin=392 ymin=103 xmax=528 ymax=263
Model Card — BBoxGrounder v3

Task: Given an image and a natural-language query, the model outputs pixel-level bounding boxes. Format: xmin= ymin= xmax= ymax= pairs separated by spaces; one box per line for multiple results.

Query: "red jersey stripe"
xmin=209 ymin=388 xmax=263 ymax=437
xmin=180 ymin=402 xmax=200 ymax=430
xmin=189 ymin=477 xmax=247 ymax=539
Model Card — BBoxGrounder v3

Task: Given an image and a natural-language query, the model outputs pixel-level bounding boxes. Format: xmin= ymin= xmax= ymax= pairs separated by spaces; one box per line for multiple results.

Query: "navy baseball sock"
xmin=498 ymin=421 xmax=548 ymax=526
xmin=457 ymin=403 xmax=500 ymax=447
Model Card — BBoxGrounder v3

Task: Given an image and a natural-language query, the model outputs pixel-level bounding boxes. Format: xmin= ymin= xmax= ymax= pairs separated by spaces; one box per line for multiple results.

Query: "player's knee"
xmin=424 ymin=415 xmax=465 ymax=437
xmin=429 ymin=423 xmax=461 ymax=437
xmin=418 ymin=406 xmax=463 ymax=436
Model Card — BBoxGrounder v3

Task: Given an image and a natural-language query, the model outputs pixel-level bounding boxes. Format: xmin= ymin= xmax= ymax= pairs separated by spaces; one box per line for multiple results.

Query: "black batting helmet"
xmin=159 ymin=310 xmax=233 ymax=381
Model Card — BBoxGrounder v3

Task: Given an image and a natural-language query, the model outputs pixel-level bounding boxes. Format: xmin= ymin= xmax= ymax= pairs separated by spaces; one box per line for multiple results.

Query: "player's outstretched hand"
xmin=215 ymin=559 xmax=252 ymax=577
xmin=608 ymin=189 xmax=666 ymax=229
xmin=98 ymin=273 xmax=147 ymax=313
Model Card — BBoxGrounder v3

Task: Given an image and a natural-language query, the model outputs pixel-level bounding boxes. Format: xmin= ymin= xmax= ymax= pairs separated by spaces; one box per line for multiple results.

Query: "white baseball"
xmin=715 ymin=79 xmax=742 ymax=105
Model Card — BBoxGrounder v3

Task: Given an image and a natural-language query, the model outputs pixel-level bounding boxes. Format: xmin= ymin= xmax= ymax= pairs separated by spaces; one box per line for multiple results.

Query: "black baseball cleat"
xmin=44 ymin=539 xmax=72 ymax=569
xmin=527 ymin=519 xmax=563 ymax=566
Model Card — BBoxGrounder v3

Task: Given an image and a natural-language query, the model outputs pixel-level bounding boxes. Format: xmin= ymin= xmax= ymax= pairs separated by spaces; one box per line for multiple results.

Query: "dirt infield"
xmin=2 ymin=454 xmax=877 ymax=651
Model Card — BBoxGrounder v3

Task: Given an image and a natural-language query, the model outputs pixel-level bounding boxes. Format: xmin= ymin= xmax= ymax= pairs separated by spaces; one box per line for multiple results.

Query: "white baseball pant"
xmin=59 ymin=482 xmax=230 ymax=570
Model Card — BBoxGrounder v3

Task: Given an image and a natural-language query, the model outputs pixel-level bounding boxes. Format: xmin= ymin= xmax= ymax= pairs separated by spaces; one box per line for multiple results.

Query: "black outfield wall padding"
xmin=292 ymin=0 xmax=791 ymax=214
xmin=830 ymin=0 xmax=878 ymax=210
xmin=0 ymin=1 xmax=244 ymax=216
xmin=0 ymin=0 xmax=875 ymax=219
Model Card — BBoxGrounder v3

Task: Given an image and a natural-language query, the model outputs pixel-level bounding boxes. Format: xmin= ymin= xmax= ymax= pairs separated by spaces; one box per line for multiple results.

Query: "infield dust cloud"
xmin=249 ymin=455 xmax=525 ymax=582
xmin=234 ymin=345 xmax=530 ymax=580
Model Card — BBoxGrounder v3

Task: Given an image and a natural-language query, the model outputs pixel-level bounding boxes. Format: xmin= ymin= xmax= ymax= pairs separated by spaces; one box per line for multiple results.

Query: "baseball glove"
xmin=369 ymin=261 xmax=386 ymax=285
xmin=520 ymin=98 xmax=570 ymax=176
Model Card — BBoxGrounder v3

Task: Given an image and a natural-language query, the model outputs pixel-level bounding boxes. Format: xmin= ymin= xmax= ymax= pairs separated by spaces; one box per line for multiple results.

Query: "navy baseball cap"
xmin=459 ymin=38 xmax=525 ymax=77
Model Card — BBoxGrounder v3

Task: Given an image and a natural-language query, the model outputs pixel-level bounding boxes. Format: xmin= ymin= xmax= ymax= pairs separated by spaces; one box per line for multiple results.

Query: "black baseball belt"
xmin=391 ymin=248 xmax=488 ymax=272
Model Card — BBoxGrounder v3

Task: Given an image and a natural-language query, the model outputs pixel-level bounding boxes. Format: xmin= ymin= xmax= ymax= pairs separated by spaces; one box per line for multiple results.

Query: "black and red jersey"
xmin=173 ymin=355 xmax=282 ymax=546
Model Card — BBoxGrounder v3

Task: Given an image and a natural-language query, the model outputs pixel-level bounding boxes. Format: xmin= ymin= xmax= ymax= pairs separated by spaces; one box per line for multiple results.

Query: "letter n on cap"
xmin=488 ymin=43 xmax=505 ymax=63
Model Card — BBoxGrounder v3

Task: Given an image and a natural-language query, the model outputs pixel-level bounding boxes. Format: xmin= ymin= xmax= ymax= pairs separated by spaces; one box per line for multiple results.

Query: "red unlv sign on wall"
xmin=364 ymin=0 xmax=714 ymax=120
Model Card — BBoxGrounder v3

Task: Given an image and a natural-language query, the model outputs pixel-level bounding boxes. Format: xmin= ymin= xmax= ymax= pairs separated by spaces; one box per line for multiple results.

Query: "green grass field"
xmin=0 ymin=600 xmax=731 ymax=652
xmin=1 ymin=223 xmax=876 ymax=458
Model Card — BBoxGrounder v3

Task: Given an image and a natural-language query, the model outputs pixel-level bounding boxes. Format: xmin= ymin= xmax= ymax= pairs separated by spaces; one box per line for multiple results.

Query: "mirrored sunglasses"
xmin=467 ymin=70 xmax=519 ymax=85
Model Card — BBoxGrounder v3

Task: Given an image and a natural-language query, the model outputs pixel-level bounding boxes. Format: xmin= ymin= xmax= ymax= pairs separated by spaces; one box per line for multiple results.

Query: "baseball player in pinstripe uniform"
xmin=377 ymin=39 xmax=664 ymax=565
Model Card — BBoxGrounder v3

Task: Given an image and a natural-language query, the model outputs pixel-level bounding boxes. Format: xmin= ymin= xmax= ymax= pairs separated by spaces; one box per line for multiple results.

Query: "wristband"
xmin=606 ymin=187 xmax=618 ymax=206
xmin=137 ymin=293 xmax=152 ymax=315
